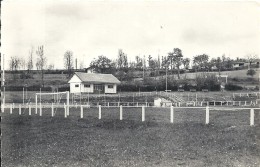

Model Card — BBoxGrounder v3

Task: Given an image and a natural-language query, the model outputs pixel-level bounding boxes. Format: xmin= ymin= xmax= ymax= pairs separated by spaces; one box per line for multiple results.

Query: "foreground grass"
xmin=1 ymin=111 xmax=260 ymax=167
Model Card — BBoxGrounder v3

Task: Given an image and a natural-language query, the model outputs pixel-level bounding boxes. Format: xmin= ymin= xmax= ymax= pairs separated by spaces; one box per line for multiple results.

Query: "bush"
xmin=224 ymin=84 xmax=243 ymax=91
xmin=247 ymin=69 xmax=256 ymax=77
xmin=20 ymin=72 xmax=34 ymax=79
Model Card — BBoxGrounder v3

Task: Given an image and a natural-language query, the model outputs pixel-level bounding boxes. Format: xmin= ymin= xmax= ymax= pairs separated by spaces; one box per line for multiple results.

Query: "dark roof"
xmin=74 ymin=72 xmax=120 ymax=84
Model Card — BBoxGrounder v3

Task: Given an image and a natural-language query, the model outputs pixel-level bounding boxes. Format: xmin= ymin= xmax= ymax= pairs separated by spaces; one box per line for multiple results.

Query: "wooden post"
xmin=207 ymin=101 xmax=209 ymax=106
xmin=19 ymin=104 xmax=21 ymax=115
xmin=250 ymin=109 xmax=254 ymax=126
xmin=10 ymin=104 xmax=12 ymax=114
xmin=40 ymin=103 xmax=42 ymax=116
xmin=233 ymin=101 xmax=235 ymax=106
xmin=51 ymin=103 xmax=54 ymax=117
xmin=214 ymin=101 xmax=216 ymax=106
xmin=29 ymin=104 xmax=31 ymax=115
xmin=64 ymin=103 xmax=67 ymax=118
xmin=108 ymin=102 xmax=109 ymax=107
xmin=142 ymin=106 xmax=145 ymax=122
xmin=205 ymin=106 xmax=209 ymax=124
xmin=67 ymin=91 xmax=70 ymax=115
xmin=178 ymin=102 xmax=181 ymax=107
xmin=120 ymin=105 xmax=123 ymax=120
xmin=245 ymin=101 xmax=247 ymax=106
xmin=35 ymin=94 xmax=38 ymax=114
xmin=239 ymin=101 xmax=241 ymax=106
xmin=170 ymin=106 xmax=174 ymax=123
xmin=80 ymin=105 xmax=83 ymax=118
xmin=99 ymin=105 xmax=101 ymax=119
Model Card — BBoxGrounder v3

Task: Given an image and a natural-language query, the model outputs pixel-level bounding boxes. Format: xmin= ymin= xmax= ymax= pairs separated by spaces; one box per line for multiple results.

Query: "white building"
xmin=68 ymin=72 xmax=120 ymax=94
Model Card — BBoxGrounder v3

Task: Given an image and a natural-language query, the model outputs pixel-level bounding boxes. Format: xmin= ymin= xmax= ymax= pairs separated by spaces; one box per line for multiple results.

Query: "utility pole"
xmin=75 ymin=58 xmax=77 ymax=70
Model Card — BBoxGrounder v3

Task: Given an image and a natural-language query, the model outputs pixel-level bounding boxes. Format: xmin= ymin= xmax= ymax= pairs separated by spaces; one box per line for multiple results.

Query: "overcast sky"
xmin=2 ymin=0 xmax=260 ymax=69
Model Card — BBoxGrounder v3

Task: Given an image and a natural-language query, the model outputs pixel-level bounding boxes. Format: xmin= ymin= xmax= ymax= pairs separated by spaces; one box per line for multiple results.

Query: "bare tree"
xmin=48 ymin=64 xmax=55 ymax=70
xmin=63 ymin=50 xmax=74 ymax=78
xmin=20 ymin=57 xmax=26 ymax=70
xmin=9 ymin=56 xmax=21 ymax=80
xmin=27 ymin=46 xmax=34 ymax=72
xmin=36 ymin=45 xmax=46 ymax=87
xmin=9 ymin=56 xmax=21 ymax=71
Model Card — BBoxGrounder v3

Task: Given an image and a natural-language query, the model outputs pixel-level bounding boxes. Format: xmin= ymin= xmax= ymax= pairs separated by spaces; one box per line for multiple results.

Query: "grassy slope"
xmin=1 ymin=108 xmax=260 ymax=167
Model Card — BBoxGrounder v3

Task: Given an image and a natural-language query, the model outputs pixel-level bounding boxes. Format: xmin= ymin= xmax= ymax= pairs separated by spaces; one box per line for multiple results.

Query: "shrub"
xmin=224 ymin=84 xmax=243 ymax=91
xmin=247 ymin=69 xmax=256 ymax=77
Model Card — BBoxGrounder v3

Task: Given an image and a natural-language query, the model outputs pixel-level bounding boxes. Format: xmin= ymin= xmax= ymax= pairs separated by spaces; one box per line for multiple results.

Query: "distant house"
xmin=232 ymin=62 xmax=245 ymax=68
xmin=68 ymin=72 xmax=121 ymax=94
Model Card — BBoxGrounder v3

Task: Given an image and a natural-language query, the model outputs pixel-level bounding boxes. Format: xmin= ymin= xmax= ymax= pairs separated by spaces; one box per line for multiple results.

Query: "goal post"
xmin=35 ymin=91 xmax=70 ymax=113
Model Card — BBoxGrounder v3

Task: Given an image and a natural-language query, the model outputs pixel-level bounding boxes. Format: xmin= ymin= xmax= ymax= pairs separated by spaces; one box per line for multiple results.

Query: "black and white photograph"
xmin=1 ymin=0 xmax=260 ymax=166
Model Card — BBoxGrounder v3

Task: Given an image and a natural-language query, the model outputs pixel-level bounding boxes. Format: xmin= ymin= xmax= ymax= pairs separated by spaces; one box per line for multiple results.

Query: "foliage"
xmin=193 ymin=54 xmax=209 ymax=70
xmin=90 ymin=55 xmax=116 ymax=74
xmin=36 ymin=45 xmax=46 ymax=87
xmin=27 ymin=46 xmax=34 ymax=72
xmin=224 ymin=83 xmax=243 ymax=91
xmin=247 ymin=69 xmax=256 ymax=77
xmin=63 ymin=50 xmax=74 ymax=78
xmin=168 ymin=48 xmax=183 ymax=79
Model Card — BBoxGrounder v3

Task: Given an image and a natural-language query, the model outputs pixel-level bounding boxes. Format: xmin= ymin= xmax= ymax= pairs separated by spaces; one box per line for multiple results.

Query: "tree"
xmin=135 ymin=55 xmax=143 ymax=69
xmin=168 ymin=48 xmax=183 ymax=79
xmin=9 ymin=56 xmax=21 ymax=71
xmin=9 ymin=56 xmax=21 ymax=80
xmin=63 ymin=51 xmax=74 ymax=78
xmin=48 ymin=64 xmax=55 ymax=70
xmin=247 ymin=69 xmax=256 ymax=77
xmin=182 ymin=58 xmax=190 ymax=69
xmin=193 ymin=54 xmax=209 ymax=71
xmin=89 ymin=55 xmax=115 ymax=74
xmin=36 ymin=45 xmax=46 ymax=87
xmin=117 ymin=49 xmax=128 ymax=70
xmin=27 ymin=46 xmax=34 ymax=72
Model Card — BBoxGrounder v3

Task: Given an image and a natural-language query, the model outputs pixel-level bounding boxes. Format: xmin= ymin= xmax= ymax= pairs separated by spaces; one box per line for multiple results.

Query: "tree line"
xmin=89 ymin=48 xmax=259 ymax=80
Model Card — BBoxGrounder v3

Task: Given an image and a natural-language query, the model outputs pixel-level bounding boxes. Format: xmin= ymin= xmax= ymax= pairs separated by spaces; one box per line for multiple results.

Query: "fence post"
xmin=250 ymin=109 xmax=254 ymax=126
xmin=98 ymin=105 xmax=101 ymax=119
xmin=205 ymin=106 xmax=209 ymax=124
xmin=214 ymin=101 xmax=216 ymax=106
xmin=120 ymin=105 xmax=123 ymax=120
xmin=221 ymin=101 xmax=223 ymax=106
xmin=142 ymin=106 xmax=145 ymax=122
xmin=35 ymin=94 xmax=37 ymax=114
xmin=10 ymin=104 xmax=12 ymax=114
xmin=29 ymin=104 xmax=31 ymax=115
xmin=19 ymin=104 xmax=21 ymax=115
xmin=51 ymin=103 xmax=54 ymax=117
xmin=245 ymin=101 xmax=247 ymax=106
xmin=170 ymin=106 xmax=174 ymax=123
xmin=80 ymin=105 xmax=83 ymax=118
xmin=40 ymin=103 xmax=42 ymax=116
xmin=64 ymin=103 xmax=67 ymax=118
xmin=239 ymin=101 xmax=241 ymax=106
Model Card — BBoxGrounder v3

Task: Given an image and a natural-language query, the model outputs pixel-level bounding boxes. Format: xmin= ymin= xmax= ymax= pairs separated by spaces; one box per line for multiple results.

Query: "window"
xmin=75 ymin=84 xmax=79 ymax=88
xmin=84 ymin=84 xmax=90 ymax=88
xmin=108 ymin=85 xmax=114 ymax=89
xmin=94 ymin=84 xmax=104 ymax=90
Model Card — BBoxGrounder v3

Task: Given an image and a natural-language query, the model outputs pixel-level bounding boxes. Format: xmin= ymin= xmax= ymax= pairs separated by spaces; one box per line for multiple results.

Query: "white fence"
xmin=2 ymin=103 xmax=259 ymax=127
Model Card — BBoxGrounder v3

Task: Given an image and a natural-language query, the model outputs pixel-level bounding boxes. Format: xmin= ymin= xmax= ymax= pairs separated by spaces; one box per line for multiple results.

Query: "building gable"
xmin=68 ymin=75 xmax=82 ymax=83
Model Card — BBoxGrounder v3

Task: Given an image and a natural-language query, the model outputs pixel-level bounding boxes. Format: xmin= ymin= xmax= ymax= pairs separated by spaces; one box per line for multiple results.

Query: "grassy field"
xmin=1 ymin=107 xmax=260 ymax=167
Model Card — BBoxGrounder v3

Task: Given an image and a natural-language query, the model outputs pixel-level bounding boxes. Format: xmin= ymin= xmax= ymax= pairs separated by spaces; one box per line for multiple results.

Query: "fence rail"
xmin=1 ymin=102 xmax=260 ymax=127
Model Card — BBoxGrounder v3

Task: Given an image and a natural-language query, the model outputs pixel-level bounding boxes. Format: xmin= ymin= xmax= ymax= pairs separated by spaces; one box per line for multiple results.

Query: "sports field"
xmin=1 ymin=107 xmax=260 ymax=167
